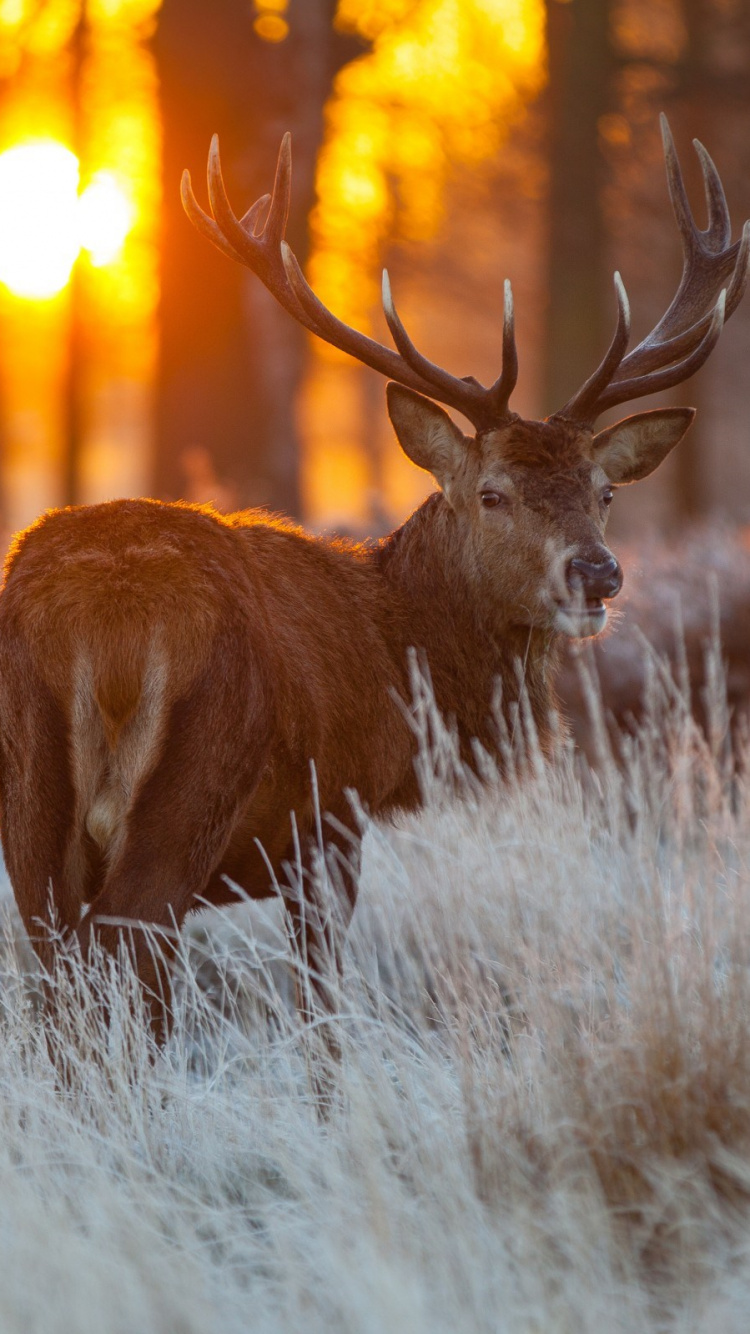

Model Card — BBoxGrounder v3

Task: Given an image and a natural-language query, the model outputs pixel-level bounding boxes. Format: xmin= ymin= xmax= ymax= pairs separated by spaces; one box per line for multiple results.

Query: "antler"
xmin=181 ymin=135 xmax=519 ymax=432
xmin=559 ymin=114 xmax=750 ymax=424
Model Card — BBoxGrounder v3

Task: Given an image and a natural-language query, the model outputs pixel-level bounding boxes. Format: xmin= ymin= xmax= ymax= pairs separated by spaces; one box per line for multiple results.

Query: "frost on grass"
xmin=1 ymin=658 xmax=750 ymax=1331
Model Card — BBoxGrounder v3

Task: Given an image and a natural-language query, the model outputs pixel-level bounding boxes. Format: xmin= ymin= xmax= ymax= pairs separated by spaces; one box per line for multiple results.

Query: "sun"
xmin=0 ymin=141 xmax=133 ymax=299
xmin=0 ymin=142 xmax=80 ymax=298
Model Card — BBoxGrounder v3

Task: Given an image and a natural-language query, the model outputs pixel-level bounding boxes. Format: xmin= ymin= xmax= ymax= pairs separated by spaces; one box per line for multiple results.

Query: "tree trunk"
xmin=670 ymin=0 xmax=728 ymax=518
xmin=542 ymin=0 xmax=614 ymax=416
xmin=155 ymin=0 xmax=359 ymax=516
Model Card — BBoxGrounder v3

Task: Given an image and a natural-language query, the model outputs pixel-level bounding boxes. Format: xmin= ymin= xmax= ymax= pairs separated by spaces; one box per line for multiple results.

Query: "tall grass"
xmin=2 ymin=658 xmax=750 ymax=1331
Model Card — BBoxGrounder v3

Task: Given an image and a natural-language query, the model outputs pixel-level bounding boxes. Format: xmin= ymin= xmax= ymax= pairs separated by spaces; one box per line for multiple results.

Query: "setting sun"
xmin=0 ymin=141 xmax=79 ymax=298
xmin=0 ymin=141 xmax=133 ymax=298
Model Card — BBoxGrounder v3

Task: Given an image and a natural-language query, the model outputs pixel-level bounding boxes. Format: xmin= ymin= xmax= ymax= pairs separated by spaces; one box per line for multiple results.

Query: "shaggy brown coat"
xmin=0 ymin=395 xmax=696 ymax=1014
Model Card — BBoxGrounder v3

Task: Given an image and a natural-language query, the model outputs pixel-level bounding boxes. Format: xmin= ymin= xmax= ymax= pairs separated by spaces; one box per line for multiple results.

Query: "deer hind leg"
xmin=76 ymin=625 xmax=271 ymax=1036
xmin=0 ymin=659 xmax=83 ymax=974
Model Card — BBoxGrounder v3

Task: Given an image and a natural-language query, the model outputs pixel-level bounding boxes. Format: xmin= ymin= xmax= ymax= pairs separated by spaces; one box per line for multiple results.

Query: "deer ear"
xmin=592 ymin=406 xmax=695 ymax=484
xmin=386 ymin=384 xmax=467 ymax=487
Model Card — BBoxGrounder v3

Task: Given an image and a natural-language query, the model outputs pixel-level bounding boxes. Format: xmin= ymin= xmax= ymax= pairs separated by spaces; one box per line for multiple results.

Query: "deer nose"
xmin=566 ymin=555 xmax=623 ymax=600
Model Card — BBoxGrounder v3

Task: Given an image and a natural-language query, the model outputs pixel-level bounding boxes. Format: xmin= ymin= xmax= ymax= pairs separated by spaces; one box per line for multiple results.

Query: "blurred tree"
xmin=669 ymin=0 xmax=750 ymax=516
xmin=64 ymin=13 xmax=84 ymax=508
xmin=155 ymin=0 xmax=362 ymax=515
xmin=542 ymin=0 xmax=615 ymax=415
xmin=301 ymin=0 xmax=546 ymax=527
xmin=543 ymin=0 xmax=750 ymax=522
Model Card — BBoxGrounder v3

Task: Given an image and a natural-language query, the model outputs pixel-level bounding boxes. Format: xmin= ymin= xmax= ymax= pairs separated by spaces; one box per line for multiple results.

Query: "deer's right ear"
xmin=386 ymin=384 xmax=467 ymax=489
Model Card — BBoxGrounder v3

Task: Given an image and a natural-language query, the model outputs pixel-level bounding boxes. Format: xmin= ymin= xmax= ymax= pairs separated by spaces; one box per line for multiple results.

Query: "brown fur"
xmin=0 ymin=400 xmax=692 ymax=1027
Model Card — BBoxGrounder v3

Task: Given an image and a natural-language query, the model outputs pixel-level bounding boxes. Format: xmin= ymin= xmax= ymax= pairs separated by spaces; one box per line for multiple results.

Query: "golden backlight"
xmin=0 ymin=142 xmax=133 ymax=298
xmin=78 ymin=170 xmax=133 ymax=267
xmin=0 ymin=0 xmax=161 ymax=532
xmin=302 ymin=0 xmax=546 ymax=526
xmin=0 ymin=0 xmax=547 ymax=533
xmin=312 ymin=0 xmax=546 ymax=328
xmin=0 ymin=142 xmax=79 ymax=298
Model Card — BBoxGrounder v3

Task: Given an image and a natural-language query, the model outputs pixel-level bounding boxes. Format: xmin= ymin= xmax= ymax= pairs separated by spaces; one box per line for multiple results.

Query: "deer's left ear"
xmin=592 ymin=406 xmax=695 ymax=483
xmin=386 ymin=383 xmax=468 ymax=490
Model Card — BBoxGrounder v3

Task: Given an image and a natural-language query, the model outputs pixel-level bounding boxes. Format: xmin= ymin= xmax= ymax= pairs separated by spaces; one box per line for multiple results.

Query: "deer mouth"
xmin=553 ymin=597 xmax=608 ymax=639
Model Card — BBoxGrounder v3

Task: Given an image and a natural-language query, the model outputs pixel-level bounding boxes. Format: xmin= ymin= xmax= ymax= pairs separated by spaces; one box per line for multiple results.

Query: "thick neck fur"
xmin=375 ymin=492 xmax=561 ymax=763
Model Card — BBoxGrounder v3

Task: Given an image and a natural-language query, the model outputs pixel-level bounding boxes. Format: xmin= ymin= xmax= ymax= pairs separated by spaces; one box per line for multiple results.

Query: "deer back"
xmin=0 ymin=499 xmax=416 ymax=887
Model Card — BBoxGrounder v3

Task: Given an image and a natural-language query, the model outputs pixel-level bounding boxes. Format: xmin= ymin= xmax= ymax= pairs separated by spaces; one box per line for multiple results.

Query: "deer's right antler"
xmin=181 ymin=135 xmax=519 ymax=432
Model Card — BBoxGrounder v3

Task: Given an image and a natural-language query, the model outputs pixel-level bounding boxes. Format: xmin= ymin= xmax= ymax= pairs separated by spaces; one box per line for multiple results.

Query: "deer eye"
xmin=480 ymin=490 xmax=506 ymax=509
xmin=601 ymin=488 xmax=614 ymax=508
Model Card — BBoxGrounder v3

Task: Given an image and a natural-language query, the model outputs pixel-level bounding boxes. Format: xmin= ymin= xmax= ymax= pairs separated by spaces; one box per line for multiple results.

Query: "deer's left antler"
xmin=558 ymin=114 xmax=750 ymax=424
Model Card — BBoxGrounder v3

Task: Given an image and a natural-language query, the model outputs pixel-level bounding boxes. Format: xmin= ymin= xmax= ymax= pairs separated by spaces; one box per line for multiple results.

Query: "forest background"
xmin=0 ymin=0 xmax=748 ymax=547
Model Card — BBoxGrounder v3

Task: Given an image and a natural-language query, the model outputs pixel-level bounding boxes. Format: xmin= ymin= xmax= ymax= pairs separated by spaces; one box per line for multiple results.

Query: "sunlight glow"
xmin=78 ymin=170 xmax=133 ymax=266
xmin=254 ymin=0 xmax=289 ymax=41
xmin=303 ymin=0 xmax=546 ymax=525
xmin=0 ymin=143 xmax=135 ymax=297
xmin=309 ymin=0 xmax=546 ymax=331
xmin=254 ymin=14 xmax=288 ymax=41
xmin=0 ymin=0 xmax=162 ymax=527
xmin=0 ymin=141 xmax=79 ymax=297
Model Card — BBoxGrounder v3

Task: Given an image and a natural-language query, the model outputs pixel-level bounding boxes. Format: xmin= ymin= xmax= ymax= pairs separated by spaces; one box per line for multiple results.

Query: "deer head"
xmin=182 ymin=117 xmax=749 ymax=640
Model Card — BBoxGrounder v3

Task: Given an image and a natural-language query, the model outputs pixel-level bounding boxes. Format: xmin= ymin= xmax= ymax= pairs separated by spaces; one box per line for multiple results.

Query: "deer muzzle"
xmin=552 ymin=552 xmax=623 ymax=638
xmin=566 ymin=555 xmax=623 ymax=602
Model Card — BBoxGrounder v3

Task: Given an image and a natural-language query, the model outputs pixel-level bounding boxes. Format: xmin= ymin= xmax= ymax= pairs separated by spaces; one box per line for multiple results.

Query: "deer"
xmin=0 ymin=115 xmax=747 ymax=1035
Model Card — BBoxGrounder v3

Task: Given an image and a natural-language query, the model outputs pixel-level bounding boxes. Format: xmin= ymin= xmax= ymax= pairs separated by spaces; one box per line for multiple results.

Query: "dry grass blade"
xmin=1 ymin=663 xmax=750 ymax=1330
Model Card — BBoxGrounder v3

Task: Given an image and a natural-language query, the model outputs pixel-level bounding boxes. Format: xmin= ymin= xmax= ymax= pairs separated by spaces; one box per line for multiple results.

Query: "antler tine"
xmin=380 ymin=270 xmax=492 ymax=419
xmin=207 ymin=137 xmax=273 ymax=276
xmin=181 ymin=168 xmax=248 ymax=268
xmin=240 ymin=193 xmax=271 ymax=236
xmin=595 ymin=287 xmax=726 ymax=416
xmin=558 ymin=273 xmax=631 ymax=422
xmin=693 ymin=136 xmax=731 ymax=247
xmin=263 ymin=131 xmax=292 ymax=249
xmin=661 ymin=114 xmax=699 ymax=252
xmin=487 ymin=280 xmax=519 ymax=415
xmin=202 ymin=136 xmax=321 ymax=332
xmin=558 ymin=116 xmax=748 ymax=424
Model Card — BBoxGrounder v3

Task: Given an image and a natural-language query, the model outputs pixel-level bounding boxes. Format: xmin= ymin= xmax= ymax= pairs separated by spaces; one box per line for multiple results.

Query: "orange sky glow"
xmin=0 ymin=0 xmax=545 ymax=535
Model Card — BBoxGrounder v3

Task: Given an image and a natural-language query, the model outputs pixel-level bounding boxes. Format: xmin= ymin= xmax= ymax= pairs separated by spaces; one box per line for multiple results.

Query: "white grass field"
xmin=1 ymin=659 xmax=750 ymax=1332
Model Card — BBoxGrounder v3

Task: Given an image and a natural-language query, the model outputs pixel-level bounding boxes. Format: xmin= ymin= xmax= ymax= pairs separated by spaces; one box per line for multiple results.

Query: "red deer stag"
xmin=0 ymin=117 xmax=747 ymax=1028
